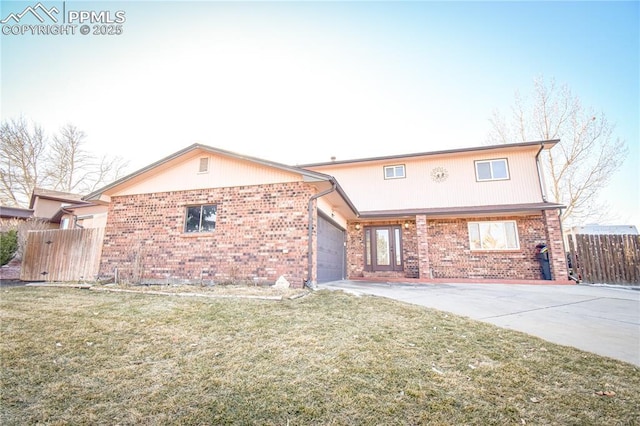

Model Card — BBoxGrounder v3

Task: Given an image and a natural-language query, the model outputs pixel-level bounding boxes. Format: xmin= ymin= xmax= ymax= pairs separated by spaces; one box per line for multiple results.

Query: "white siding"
xmin=317 ymin=197 xmax=348 ymax=229
xmin=114 ymin=151 xmax=301 ymax=196
xmin=308 ymin=150 xmax=544 ymax=211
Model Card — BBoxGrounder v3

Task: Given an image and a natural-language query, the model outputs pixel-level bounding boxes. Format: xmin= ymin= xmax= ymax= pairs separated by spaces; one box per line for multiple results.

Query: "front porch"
xmin=346 ymin=211 xmax=568 ymax=282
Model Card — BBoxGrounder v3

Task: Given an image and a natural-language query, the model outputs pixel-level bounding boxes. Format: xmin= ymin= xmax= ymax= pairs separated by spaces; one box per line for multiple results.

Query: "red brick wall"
xmin=346 ymin=220 xmax=418 ymax=280
xmin=100 ymin=182 xmax=314 ymax=287
xmin=543 ymin=209 xmax=569 ymax=280
xmin=427 ymin=215 xmax=552 ymax=280
xmin=346 ymin=213 xmax=563 ymax=281
xmin=416 ymin=215 xmax=430 ymax=279
xmin=346 ymin=223 xmax=365 ymax=279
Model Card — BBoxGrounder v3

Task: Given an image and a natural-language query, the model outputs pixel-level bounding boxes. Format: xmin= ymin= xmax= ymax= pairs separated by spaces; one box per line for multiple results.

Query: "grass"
xmin=106 ymin=282 xmax=310 ymax=298
xmin=1 ymin=286 xmax=639 ymax=425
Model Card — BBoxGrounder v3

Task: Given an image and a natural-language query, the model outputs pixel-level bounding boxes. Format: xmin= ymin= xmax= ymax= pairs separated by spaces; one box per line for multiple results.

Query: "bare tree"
xmin=487 ymin=76 xmax=628 ymax=226
xmin=0 ymin=118 xmax=129 ymax=207
xmin=46 ymin=123 xmax=128 ymax=194
xmin=84 ymin=154 xmax=130 ymax=193
xmin=0 ymin=117 xmax=47 ymax=207
xmin=48 ymin=124 xmax=91 ymax=193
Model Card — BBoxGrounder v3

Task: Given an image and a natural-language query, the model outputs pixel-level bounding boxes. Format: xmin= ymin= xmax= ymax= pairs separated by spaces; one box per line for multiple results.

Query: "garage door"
xmin=317 ymin=215 xmax=345 ymax=283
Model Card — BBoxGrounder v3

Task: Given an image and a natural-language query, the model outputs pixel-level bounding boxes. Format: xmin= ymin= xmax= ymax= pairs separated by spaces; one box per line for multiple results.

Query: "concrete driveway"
xmin=318 ymin=281 xmax=640 ymax=366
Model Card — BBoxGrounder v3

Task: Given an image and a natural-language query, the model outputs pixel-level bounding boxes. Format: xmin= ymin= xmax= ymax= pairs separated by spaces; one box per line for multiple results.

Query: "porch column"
xmin=416 ymin=215 xmax=430 ymax=279
xmin=543 ymin=209 xmax=569 ymax=281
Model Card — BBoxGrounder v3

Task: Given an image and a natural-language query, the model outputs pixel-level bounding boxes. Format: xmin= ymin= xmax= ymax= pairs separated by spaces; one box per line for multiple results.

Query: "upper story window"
xmin=475 ymin=158 xmax=509 ymax=181
xmin=185 ymin=204 xmax=217 ymax=233
xmin=468 ymin=220 xmax=519 ymax=251
xmin=198 ymin=157 xmax=210 ymax=173
xmin=384 ymin=164 xmax=406 ymax=179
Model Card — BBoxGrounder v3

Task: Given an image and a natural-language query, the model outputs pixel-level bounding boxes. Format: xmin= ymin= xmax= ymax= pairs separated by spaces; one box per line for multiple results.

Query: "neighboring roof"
xmin=300 ymin=140 xmax=560 ymax=167
xmin=83 ymin=143 xmax=359 ymax=215
xmin=0 ymin=206 xmax=34 ymax=219
xmin=358 ymin=202 xmax=565 ymax=219
xmin=565 ymin=225 xmax=639 ymax=235
xmin=49 ymin=202 xmax=104 ymax=223
xmin=29 ymin=187 xmax=88 ymax=209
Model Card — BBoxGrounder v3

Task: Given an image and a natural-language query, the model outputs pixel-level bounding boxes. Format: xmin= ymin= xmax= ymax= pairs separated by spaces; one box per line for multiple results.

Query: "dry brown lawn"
xmin=1 ymin=285 xmax=639 ymax=425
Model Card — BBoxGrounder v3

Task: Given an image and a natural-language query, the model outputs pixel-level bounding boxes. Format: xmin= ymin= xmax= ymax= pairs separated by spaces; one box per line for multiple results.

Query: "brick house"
xmin=84 ymin=141 xmax=568 ymax=287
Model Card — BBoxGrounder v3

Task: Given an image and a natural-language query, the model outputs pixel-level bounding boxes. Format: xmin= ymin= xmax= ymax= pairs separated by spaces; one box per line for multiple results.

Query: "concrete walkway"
xmin=318 ymin=280 xmax=640 ymax=366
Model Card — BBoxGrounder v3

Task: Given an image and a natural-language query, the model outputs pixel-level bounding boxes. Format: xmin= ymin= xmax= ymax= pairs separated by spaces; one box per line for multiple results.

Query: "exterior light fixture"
xmin=355 ymin=223 xmax=361 ymax=230
xmin=404 ymin=222 xmax=410 ymax=229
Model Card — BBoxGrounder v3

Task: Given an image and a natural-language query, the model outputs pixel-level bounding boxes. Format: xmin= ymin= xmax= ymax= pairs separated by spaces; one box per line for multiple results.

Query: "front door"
xmin=364 ymin=226 xmax=403 ymax=272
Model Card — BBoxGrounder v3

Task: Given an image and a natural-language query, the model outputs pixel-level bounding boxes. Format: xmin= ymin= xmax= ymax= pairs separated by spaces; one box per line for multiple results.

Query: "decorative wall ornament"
xmin=431 ymin=167 xmax=449 ymax=182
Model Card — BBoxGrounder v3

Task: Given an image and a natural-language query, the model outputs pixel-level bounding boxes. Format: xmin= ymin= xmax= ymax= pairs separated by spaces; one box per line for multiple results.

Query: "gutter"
xmin=535 ymin=142 xmax=548 ymax=202
xmin=300 ymin=139 xmax=561 ymax=168
xmin=305 ymin=180 xmax=337 ymax=289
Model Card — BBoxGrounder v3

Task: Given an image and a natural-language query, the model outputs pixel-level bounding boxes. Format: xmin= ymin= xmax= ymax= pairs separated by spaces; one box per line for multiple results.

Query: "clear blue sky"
xmin=2 ymin=1 xmax=638 ymax=227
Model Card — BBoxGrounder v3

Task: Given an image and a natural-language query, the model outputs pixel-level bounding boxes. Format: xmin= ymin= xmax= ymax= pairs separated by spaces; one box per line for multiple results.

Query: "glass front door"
xmin=365 ymin=225 xmax=403 ymax=271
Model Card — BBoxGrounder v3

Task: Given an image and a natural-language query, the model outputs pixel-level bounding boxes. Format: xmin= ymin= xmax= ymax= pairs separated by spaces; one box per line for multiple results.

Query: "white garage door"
xmin=317 ymin=215 xmax=345 ymax=283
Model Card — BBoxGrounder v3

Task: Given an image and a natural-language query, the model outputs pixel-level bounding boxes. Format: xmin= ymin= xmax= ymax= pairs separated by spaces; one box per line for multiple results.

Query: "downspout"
xmin=61 ymin=207 xmax=83 ymax=229
xmin=536 ymin=142 xmax=551 ymax=278
xmin=535 ymin=142 xmax=548 ymax=202
xmin=557 ymin=206 xmax=569 ymax=278
xmin=305 ymin=180 xmax=337 ymax=289
xmin=536 ymin=142 xmax=568 ymax=280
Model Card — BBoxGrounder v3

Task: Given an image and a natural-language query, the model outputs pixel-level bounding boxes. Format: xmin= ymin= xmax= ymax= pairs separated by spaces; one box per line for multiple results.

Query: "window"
xmin=384 ymin=164 xmax=405 ymax=179
xmin=198 ymin=157 xmax=209 ymax=173
xmin=475 ymin=158 xmax=509 ymax=181
xmin=185 ymin=205 xmax=217 ymax=233
xmin=468 ymin=221 xmax=519 ymax=250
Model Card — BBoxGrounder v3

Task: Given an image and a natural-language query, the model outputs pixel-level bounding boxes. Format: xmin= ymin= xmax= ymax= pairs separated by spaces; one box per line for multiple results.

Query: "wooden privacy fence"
xmin=567 ymin=234 xmax=640 ymax=285
xmin=20 ymin=228 xmax=105 ymax=282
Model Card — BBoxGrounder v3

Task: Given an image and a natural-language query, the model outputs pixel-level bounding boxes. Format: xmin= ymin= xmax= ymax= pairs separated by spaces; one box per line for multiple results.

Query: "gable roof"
xmin=300 ymin=140 xmax=560 ymax=167
xmin=48 ymin=202 xmax=108 ymax=223
xmin=83 ymin=143 xmax=359 ymax=215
